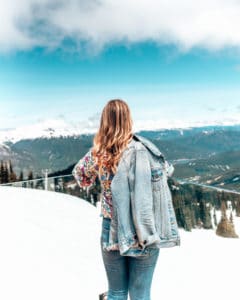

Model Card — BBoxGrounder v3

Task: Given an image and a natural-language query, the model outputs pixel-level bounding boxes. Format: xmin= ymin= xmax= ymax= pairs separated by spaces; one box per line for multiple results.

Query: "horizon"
xmin=1 ymin=119 xmax=240 ymax=144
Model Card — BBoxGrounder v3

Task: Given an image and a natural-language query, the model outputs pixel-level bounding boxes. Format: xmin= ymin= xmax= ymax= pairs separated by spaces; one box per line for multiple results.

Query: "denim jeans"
xmin=100 ymin=217 xmax=160 ymax=300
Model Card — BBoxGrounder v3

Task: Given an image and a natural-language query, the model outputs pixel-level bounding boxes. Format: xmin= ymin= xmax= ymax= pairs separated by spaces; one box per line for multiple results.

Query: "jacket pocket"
xmin=151 ymin=167 xmax=163 ymax=181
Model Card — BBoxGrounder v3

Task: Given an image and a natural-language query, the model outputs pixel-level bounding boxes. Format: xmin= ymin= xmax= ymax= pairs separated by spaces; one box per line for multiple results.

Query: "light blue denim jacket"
xmin=73 ymin=134 xmax=181 ymax=257
xmin=104 ymin=134 xmax=180 ymax=256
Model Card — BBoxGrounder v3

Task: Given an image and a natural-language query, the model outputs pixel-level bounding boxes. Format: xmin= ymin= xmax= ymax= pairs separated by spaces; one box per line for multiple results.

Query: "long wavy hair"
xmin=92 ymin=99 xmax=133 ymax=176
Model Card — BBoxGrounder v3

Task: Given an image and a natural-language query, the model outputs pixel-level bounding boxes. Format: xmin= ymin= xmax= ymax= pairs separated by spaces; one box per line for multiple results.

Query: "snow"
xmin=0 ymin=186 xmax=239 ymax=300
xmin=1 ymin=118 xmax=240 ymax=144
xmin=233 ymin=177 xmax=240 ymax=182
xmin=0 ymin=119 xmax=98 ymax=143
xmin=189 ymin=175 xmax=201 ymax=181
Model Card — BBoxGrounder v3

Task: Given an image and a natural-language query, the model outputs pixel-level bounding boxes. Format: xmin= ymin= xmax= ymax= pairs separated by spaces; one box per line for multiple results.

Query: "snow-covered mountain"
xmin=0 ymin=118 xmax=98 ymax=144
xmin=1 ymin=118 xmax=240 ymax=144
xmin=0 ymin=186 xmax=239 ymax=300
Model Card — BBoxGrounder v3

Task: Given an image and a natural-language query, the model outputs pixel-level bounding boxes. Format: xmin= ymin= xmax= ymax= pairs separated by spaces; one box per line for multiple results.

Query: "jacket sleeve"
xmin=72 ymin=149 xmax=98 ymax=188
xmin=130 ymin=148 xmax=160 ymax=249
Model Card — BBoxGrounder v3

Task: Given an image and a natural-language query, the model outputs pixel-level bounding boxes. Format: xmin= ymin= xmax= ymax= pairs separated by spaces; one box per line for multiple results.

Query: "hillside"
xmin=1 ymin=125 xmax=240 ymax=191
xmin=173 ymin=150 xmax=240 ymax=190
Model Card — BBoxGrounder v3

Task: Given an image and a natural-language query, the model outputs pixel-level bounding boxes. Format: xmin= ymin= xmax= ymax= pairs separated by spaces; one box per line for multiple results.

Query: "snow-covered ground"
xmin=0 ymin=186 xmax=239 ymax=300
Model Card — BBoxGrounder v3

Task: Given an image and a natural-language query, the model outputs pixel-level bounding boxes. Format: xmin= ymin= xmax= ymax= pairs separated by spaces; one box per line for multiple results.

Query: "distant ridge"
xmin=1 ymin=125 xmax=240 ymax=190
xmin=1 ymin=118 xmax=240 ymax=144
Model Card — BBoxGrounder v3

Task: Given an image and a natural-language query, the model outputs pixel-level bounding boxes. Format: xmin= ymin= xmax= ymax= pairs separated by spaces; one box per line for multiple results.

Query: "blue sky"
xmin=1 ymin=1 xmax=240 ymax=131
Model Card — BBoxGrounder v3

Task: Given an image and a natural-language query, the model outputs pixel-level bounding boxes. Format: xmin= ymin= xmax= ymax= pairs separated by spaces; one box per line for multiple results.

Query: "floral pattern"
xmin=72 ymin=149 xmax=114 ymax=219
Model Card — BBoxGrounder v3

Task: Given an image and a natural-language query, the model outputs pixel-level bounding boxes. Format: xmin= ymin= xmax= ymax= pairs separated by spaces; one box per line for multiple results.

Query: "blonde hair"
xmin=92 ymin=99 xmax=133 ymax=175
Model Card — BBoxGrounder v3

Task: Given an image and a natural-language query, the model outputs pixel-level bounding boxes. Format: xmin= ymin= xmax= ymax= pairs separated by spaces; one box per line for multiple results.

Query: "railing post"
xmin=42 ymin=169 xmax=49 ymax=191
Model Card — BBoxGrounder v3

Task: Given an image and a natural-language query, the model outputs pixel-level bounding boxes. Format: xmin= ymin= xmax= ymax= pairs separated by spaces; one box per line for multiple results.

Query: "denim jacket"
xmin=73 ymin=134 xmax=180 ymax=257
xmin=105 ymin=134 xmax=180 ymax=256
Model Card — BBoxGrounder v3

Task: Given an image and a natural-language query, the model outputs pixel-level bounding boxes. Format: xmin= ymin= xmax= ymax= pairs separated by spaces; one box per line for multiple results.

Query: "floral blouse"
xmin=72 ymin=149 xmax=114 ymax=219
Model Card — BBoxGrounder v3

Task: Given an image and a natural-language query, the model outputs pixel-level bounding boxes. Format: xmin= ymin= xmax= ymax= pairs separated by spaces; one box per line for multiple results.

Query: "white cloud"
xmin=1 ymin=0 xmax=240 ymax=54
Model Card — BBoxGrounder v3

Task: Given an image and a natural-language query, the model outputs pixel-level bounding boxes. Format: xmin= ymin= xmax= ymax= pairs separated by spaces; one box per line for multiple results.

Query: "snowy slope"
xmin=0 ymin=186 xmax=239 ymax=300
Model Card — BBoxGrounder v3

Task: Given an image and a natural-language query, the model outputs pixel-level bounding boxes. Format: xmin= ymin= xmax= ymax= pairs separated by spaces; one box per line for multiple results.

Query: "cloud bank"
xmin=1 ymin=0 xmax=240 ymax=54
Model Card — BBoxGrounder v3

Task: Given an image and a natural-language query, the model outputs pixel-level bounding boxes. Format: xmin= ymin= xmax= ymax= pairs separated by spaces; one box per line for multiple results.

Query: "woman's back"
xmin=72 ymin=99 xmax=180 ymax=300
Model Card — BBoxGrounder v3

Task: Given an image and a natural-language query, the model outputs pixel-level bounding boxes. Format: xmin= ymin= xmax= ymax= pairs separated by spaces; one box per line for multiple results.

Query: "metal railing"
xmin=1 ymin=175 xmax=240 ymax=201
xmin=0 ymin=174 xmax=100 ymax=206
xmin=1 ymin=174 xmax=72 ymax=191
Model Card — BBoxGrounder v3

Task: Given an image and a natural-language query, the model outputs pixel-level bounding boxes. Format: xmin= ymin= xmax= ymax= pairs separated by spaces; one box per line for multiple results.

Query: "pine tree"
xmin=235 ymin=198 xmax=240 ymax=217
xmin=1 ymin=161 xmax=9 ymax=183
xmin=230 ymin=211 xmax=233 ymax=223
xmin=9 ymin=160 xmax=17 ymax=182
xmin=205 ymin=203 xmax=213 ymax=229
xmin=28 ymin=171 xmax=34 ymax=188
xmin=197 ymin=217 xmax=203 ymax=228
xmin=221 ymin=200 xmax=227 ymax=219
xmin=0 ymin=160 xmax=3 ymax=184
xmin=213 ymin=208 xmax=218 ymax=227
xmin=216 ymin=200 xmax=238 ymax=238
xmin=18 ymin=171 xmax=23 ymax=182
xmin=28 ymin=171 xmax=33 ymax=180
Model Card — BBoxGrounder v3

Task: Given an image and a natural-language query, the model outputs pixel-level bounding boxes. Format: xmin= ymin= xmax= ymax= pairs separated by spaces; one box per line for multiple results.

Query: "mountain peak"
xmin=0 ymin=118 xmax=98 ymax=143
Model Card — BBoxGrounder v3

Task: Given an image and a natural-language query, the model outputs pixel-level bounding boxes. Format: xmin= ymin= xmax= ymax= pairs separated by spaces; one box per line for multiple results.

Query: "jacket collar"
xmin=133 ymin=134 xmax=164 ymax=158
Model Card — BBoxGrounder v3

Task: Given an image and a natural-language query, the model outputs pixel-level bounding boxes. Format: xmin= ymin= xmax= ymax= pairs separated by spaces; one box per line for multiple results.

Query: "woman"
xmin=72 ymin=99 xmax=180 ymax=300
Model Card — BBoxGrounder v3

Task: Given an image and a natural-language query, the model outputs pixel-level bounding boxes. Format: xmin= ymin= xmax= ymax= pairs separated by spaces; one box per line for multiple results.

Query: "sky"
xmin=1 ymin=0 xmax=240 ymax=131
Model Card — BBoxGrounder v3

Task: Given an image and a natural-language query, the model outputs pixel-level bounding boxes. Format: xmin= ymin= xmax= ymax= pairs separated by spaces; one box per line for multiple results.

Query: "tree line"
xmin=168 ymin=177 xmax=240 ymax=237
xmin=0 ymin=160 xmax=33 ymax=184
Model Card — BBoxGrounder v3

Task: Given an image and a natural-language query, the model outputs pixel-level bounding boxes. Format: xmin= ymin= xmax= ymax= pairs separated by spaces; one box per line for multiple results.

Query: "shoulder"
xmin=121 ymin=133 xmax=164 ymax=164
xmin=120 ymin=136 xmax=148 ymax=169
xmin=133 ymin=134 xmax=164 ymax=158
xmin=126 ymin=134 xmax=161 ymax=153
xmin=123 ymin=136 xmax=146 ymax=157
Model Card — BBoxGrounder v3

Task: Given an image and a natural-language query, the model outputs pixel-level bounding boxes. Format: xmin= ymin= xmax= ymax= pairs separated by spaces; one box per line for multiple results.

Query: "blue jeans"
xmin=100 ymin=217 xmax=160 ymax=300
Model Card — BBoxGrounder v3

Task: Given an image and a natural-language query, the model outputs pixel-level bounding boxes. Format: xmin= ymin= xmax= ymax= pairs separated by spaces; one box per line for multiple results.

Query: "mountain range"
xmin=1 ymin=124 xmax=240 ymax=191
